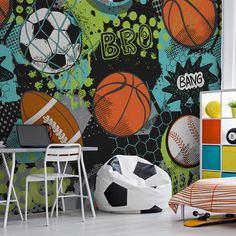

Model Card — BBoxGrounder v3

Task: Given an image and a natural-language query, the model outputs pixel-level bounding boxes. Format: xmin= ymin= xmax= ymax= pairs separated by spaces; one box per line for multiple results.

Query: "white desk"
xmin=0 ymin=146 xmax=98 ymax=228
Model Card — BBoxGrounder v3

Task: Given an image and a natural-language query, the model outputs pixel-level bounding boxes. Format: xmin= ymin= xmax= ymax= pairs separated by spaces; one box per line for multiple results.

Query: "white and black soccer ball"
xmin=20 ymin=8 xmax=82 ymax=74
xmin=94 ymin=155 xmax=172 ymax=213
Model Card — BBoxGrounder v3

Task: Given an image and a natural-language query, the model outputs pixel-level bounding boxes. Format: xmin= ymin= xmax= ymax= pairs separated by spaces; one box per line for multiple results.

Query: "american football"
xmin=20 ymin=91 xmax=83 ymax=145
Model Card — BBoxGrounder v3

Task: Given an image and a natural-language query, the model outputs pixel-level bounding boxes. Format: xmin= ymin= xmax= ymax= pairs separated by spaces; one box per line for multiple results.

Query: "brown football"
xmin=20 ymin=91 xmax=83 ymax=145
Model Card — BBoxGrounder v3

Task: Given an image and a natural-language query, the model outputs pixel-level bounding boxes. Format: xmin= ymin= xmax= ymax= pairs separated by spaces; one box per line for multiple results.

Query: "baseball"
xmin=167 ymin=115 xmax=200 ymax=168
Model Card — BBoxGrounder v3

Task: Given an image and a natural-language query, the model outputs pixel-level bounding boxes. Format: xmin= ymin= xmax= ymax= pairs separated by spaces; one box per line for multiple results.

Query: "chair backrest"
xmin=45 ymin=144 xmax=82 ymax=162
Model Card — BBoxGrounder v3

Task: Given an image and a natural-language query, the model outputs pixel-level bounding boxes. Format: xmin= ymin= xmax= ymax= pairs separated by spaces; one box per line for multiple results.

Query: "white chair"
xmin=25 ymin=144 xmax=96 ymax=226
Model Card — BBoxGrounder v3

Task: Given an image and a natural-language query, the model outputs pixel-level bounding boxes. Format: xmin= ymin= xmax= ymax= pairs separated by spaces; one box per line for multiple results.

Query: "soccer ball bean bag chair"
xmin=94 ymin=155 xmax=172 ymax=213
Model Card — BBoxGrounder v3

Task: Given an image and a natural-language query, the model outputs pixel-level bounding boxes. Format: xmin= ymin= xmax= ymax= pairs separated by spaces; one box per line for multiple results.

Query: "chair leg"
xmin=25 ymin=179 xmax=29 ymax=221
xmin=56 ymin=178 xmax=59 ymax=217
xmin=51 ymin=162 xmax=68 ymax=216
xmin=80 ymin=152 xmax=96 ymax=218
xmin=45 ymin=179 xmax=49 ymax=226
xmin=78 ymin=160 xmax=85 ymax=222
xmin=57 ymin=162 xmax=66 ymax=212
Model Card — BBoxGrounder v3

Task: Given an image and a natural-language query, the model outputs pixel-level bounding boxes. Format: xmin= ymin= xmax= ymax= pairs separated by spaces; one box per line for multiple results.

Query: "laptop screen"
xmin=16 ymin=125 xmax=50 ymax=148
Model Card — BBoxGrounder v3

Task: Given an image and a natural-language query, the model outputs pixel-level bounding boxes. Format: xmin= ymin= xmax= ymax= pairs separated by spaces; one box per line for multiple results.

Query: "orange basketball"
xmin=93 ymin=72 xmax=151 ymax=137
xmin=163 ymin=0 xmax=217 ymax=48
xmin=0 ymin=0 xmax=12 ymax=28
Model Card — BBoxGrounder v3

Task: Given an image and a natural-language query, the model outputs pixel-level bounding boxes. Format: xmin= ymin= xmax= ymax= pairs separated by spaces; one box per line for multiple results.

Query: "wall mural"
xmin=0 ymin=0 xmax=221 ymax=213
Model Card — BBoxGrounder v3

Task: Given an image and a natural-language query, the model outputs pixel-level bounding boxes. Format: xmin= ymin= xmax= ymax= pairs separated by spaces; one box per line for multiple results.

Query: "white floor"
xmin=0 ymin=208 xmax=236 ymax=236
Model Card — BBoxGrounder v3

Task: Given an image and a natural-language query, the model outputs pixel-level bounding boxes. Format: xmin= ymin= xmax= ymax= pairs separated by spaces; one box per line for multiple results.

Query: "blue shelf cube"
xmin=202 ymin=145 xmax=220 ymax=170
xmin=222 ymin=172 xmax=236 ymax=178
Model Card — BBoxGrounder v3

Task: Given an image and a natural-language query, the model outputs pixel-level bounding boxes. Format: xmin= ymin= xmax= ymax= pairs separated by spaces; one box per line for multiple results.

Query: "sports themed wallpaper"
xmin=0 ymin=0 xmax=221 ymax=213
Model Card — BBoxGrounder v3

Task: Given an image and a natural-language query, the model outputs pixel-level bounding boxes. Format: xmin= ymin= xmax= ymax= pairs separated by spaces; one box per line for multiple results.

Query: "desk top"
xmin=0 ymin=146 xmax=98 ymax=153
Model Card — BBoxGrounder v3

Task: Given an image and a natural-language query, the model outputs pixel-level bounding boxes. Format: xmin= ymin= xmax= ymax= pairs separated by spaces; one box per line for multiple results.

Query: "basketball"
xmin=0 ymin=0 xmax=12 ymax=28
xmin=205 ymin=101 xmax=221 ymax=118
xmin=93 ymin=72 xmax=151 ymax=137
xmin=163 ymin=0 xmax=217 ymax=48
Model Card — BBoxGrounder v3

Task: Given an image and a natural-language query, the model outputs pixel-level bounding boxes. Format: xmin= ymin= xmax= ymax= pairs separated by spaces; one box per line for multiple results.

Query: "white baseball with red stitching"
xmin=168 ymin=115 xmax=200 ymax=167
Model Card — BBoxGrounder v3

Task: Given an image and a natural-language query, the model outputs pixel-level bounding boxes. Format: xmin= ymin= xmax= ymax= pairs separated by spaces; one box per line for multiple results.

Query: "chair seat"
xmin=26 ymin=173 xmax=80 ymax=182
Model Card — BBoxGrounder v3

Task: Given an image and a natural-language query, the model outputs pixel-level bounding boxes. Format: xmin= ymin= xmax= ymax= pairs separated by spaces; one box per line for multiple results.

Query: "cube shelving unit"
xmin=200 ymin=89 xmax=236 ymax=179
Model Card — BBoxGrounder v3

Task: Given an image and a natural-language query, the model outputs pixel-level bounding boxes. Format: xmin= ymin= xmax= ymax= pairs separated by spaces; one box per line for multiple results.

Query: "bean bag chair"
xmin=94 ymin=155 xmax=172 ymax=213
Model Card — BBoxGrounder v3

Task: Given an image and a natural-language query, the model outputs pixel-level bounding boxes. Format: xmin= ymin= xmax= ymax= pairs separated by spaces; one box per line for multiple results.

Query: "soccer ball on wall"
xmin=94 ymin=155 xmax=172 ymax=213
xmin=19 ymin=8 xmax=82 ymax=74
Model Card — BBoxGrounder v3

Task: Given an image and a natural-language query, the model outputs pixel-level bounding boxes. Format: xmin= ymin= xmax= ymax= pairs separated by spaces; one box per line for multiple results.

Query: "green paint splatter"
xmin=78 ymin=89 xmax=86 ymax=99
xmin=18 ymin=164 xmax=27 ymax=174
xmin=0 ymin=184 xmax=8 ymax=194
xmin=47 ymin=81 xmax=55 ymax=89
xmin=153 ymin=30 xmax=159 ymax=39
xmin=28 ymin=70 xmax=37 ymax=78
xmin=139 ymin=15 xmax=147 ymax=24
xmin=133 ymin=23 xmax=139 ymax=33
xmin=140 ymin=50 xmax=147 ymax=58
xmin=163 ymin=33 xmax=169 ymax=41
xmin=84 ymin=77 xmax=93 ymax=87
xmin=84 ymin=101 xmax=91 ymax=108
xmin=65 ymin=0 xmax=105 ymax=55
xmin=122 ymin=21 xmax=131 ymax=28
xmin=35 ymin=82 xmax=43 ymax=90
xmin=0 ymin=170 xmax=5 ymax=180
xmin=129 ymin=11 xmax=137 ymax=21
xmin=149 ymin=17 xmax=156 ymax=27
xmin=89 ymin=88 xmax=95 ymax=97
xmin=113 ymin=18 xmax=121 ymax=27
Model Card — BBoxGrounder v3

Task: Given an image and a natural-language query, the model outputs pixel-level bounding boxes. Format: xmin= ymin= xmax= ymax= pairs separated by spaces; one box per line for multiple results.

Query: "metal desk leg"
xmin=181 ymin=205 xmax=185 ymax=221
xmin=80 ymin=151 xmax=96 ymax=218
xmin=2 ymin=154 xmax=23 ymax=222
xmin=3 ymin=152 xmax=16 ymax=228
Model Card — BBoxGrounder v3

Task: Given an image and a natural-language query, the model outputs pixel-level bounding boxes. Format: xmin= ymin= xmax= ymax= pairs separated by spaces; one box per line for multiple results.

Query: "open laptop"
xmin=16 ymin=124 xmax=51 ymax=148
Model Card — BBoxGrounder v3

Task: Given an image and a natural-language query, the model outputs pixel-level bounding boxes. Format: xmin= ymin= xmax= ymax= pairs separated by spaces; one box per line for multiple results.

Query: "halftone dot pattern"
xmin=212 ymin=36 xmax=221 ymax=63
xmin=0 ymin=102 xmax=20 ymax=142
xmin=151 ymin=0 xmax=163 ymax=18
xmin=0 ymin=23 xmax=22 ymax=56
xmin=0 ymin=0 xmax=12 ymax=28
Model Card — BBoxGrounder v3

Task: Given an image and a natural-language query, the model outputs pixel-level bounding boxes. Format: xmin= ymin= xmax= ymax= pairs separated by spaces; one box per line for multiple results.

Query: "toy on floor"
xmin=184 ymin=213 xmax=236 ymax=227
xmin=192 ymin=211 xmax=210 ymax=221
